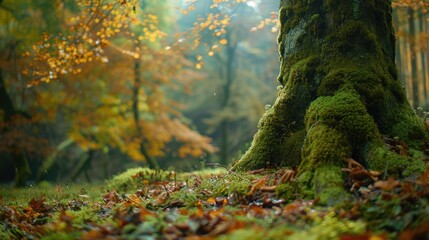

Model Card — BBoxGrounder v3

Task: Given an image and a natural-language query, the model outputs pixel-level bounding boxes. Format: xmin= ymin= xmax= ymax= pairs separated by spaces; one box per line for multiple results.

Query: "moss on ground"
xmin=276 ymin=181 xmax=301 ymax=202
xmin=2 ymin=166 xmax=429 ymax=239
xmin=106 ymin=167 xmax=172 ymax=192
xmin=368 ymin=147 xmax=426 ymax=177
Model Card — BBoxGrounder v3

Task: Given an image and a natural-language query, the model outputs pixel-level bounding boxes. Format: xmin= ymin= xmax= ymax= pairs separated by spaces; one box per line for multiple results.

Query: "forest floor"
xmin=1 ymin=166 xmax=429 ymax=240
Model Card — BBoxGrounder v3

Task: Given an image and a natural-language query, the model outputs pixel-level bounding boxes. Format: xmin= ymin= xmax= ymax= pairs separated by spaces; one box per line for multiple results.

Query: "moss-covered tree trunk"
xmin=232 ymin=0 xmax=428 ymax=204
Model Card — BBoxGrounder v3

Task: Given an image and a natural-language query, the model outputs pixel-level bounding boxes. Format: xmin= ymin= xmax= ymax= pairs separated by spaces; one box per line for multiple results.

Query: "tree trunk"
xmin=232 ymin=0 xmax=428 ymax=205
xmin=417 ymin=11 xmax=427 ymax=104
xmin=0 ymin=68 xmax=31 ymax=187
xmin=219 ymin=32 xmax=237 ymax=165
xmin=132 ymin=60 xmax=159 ymax=169
xmin=407 ymin=8 xmax=419 ymax=108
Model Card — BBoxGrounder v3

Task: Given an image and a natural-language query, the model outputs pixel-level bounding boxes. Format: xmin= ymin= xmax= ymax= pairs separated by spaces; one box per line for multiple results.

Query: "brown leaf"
xmin=247 ymin=177 xmax=268 ymax=195
xmin=277 ymin=169 xmax=296 ymax=184
xmin=103 ymin=190 xmax=121 ymax=204
xmin=124 ymin=194 xmax=142 ymax=207
xmin=374 ymin=177 xmax=401 ymax=191
xmin=260 ymin=186 xmax=277 ymax=192
xmin=28 ymin=197 xmax=48 ymax=213
xmin=247 ymin=205 xmax=267 ymax=217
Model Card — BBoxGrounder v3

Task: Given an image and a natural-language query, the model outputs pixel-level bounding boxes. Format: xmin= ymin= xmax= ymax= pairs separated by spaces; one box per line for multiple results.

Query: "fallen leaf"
xmin=374 ymin=177 xmax=401 ymax=191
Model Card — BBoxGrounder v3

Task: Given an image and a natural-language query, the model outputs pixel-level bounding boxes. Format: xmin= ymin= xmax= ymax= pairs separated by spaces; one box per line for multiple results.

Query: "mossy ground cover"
xmin=1 ymin=166 xmax=429 ymax=239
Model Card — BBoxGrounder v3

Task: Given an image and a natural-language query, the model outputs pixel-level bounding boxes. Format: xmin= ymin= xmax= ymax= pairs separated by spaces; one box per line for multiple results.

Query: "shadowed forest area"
xmin=1 ymin=0 xmax=429 ymax=239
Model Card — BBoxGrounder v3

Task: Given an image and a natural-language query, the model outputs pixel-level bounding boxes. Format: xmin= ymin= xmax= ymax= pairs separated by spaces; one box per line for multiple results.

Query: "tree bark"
xmin=232 ymin=0 xmax=428 ymax=205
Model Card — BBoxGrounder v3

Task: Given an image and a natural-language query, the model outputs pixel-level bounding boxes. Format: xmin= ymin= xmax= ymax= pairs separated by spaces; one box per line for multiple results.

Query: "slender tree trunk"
xmin=393 ymin=9 xmax=405 ymax=87
xmin=418 ymin=11 xmax=427 ymax=104
xmin=219 ymin=33 xmax=237 ymax=165
xmin=0 ymin=68 xmax=31 ymax=187
xmin=232 ymin=0 xmax=427 ymax=205
xmin=132 ymin=60 xmax=159 ymax=169
xmin=407 ymin=8 xmax=419 ymax=107
xmin=0 ymin=69 xmax=14 ymax=121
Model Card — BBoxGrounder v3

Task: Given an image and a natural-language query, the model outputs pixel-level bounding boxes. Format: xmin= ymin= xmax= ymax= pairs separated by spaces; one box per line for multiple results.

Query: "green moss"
xmin=219 ymin=211 xmax=366 ymax=240
xmin=317 ymin=69 xmax=385 ymax=110
xmin=388 ymin=106 xmax=428 ymax=148
xmin=288 ymin=212 xmax=366 ymax=240
xmin=298 ymin=91 xmax=385 ymax=205
xmin=67 ymin=207 xmax=106 ymax=225
xmin=368 ymin=147 xmax=426 ymax=177
xmin=281 ymin=129 xmax=306 ymax=167
xmin=297 ymin=166 xmax=349 ymax=206
xmin=195 ymin=172 xmax=259 ymax=197
xmin=302 ymin=91 xmax=382 ymax=170
xmin=169 ymin=189 xmax=199 ymax=207
xmin=40 ymin=232 xmax=79 ymax=240
xmin=301 ymin=124 xmax=351 ymax=169
xmin=295 ymin=170 xmax=314 ymax=199
xmin=283 ymin=55 xmax=318 ymax=86
xmin=276 ymin=181 xmax=301 ymax=202
xmin=106 ymin=167 xmax=170 ymax=193
xmin=305 ymin=91 xmax=380 ymax=144
xmin=313 ymin=166 xmax=350 ymax=205
xmin=171 ymin=171 xmax=261 ymax=207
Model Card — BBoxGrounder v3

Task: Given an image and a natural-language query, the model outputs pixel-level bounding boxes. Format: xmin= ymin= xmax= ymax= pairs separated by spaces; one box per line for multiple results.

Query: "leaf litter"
xmin=0 ymin=165 xmax=429 ymax=239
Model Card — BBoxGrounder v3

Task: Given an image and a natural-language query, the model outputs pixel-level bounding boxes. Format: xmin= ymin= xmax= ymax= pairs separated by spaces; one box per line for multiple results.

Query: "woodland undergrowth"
xmin=1 ymin=157 xmax=429 ymax=239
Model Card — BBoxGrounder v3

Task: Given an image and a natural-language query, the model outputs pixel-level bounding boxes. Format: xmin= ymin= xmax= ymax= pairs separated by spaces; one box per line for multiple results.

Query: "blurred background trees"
xmin=0 ymin=0 xmax=428 ymax=186
xmin=393 ymin=0 xmax=429 ymax=108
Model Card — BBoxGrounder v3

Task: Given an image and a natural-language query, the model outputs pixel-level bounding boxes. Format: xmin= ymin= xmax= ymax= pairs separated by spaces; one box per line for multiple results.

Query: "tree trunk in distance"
xmin=417 ymin=11 xmax=427 ymax=104
xmin=232 ymin=0 xmax=428 ymax=205
xmin=219 ymin=33 xmax=237 ymax=165
xmin=0 ymin=68 xmax=31 ymax=187
xmin=407 ymin=8 xmax=419 ymax=108
xmin=132 ymin=60 xmax=159 ymax=169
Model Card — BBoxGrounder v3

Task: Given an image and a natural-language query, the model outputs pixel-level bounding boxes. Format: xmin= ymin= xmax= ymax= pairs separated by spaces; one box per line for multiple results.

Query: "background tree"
xmin=178 ymin=0 xmax=279 ymax=166
xmin=1 ymin=0 xmax=218 ymax=185
xmin=0 ymin=0 xmax=72 ymax=186
xmin=32 ymin=0 xmax=217 ymax=179
xmin=233 ymin=0 xmax=428 ymax=205
xmin=393 ymin=1 xmax=429 ymax=108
